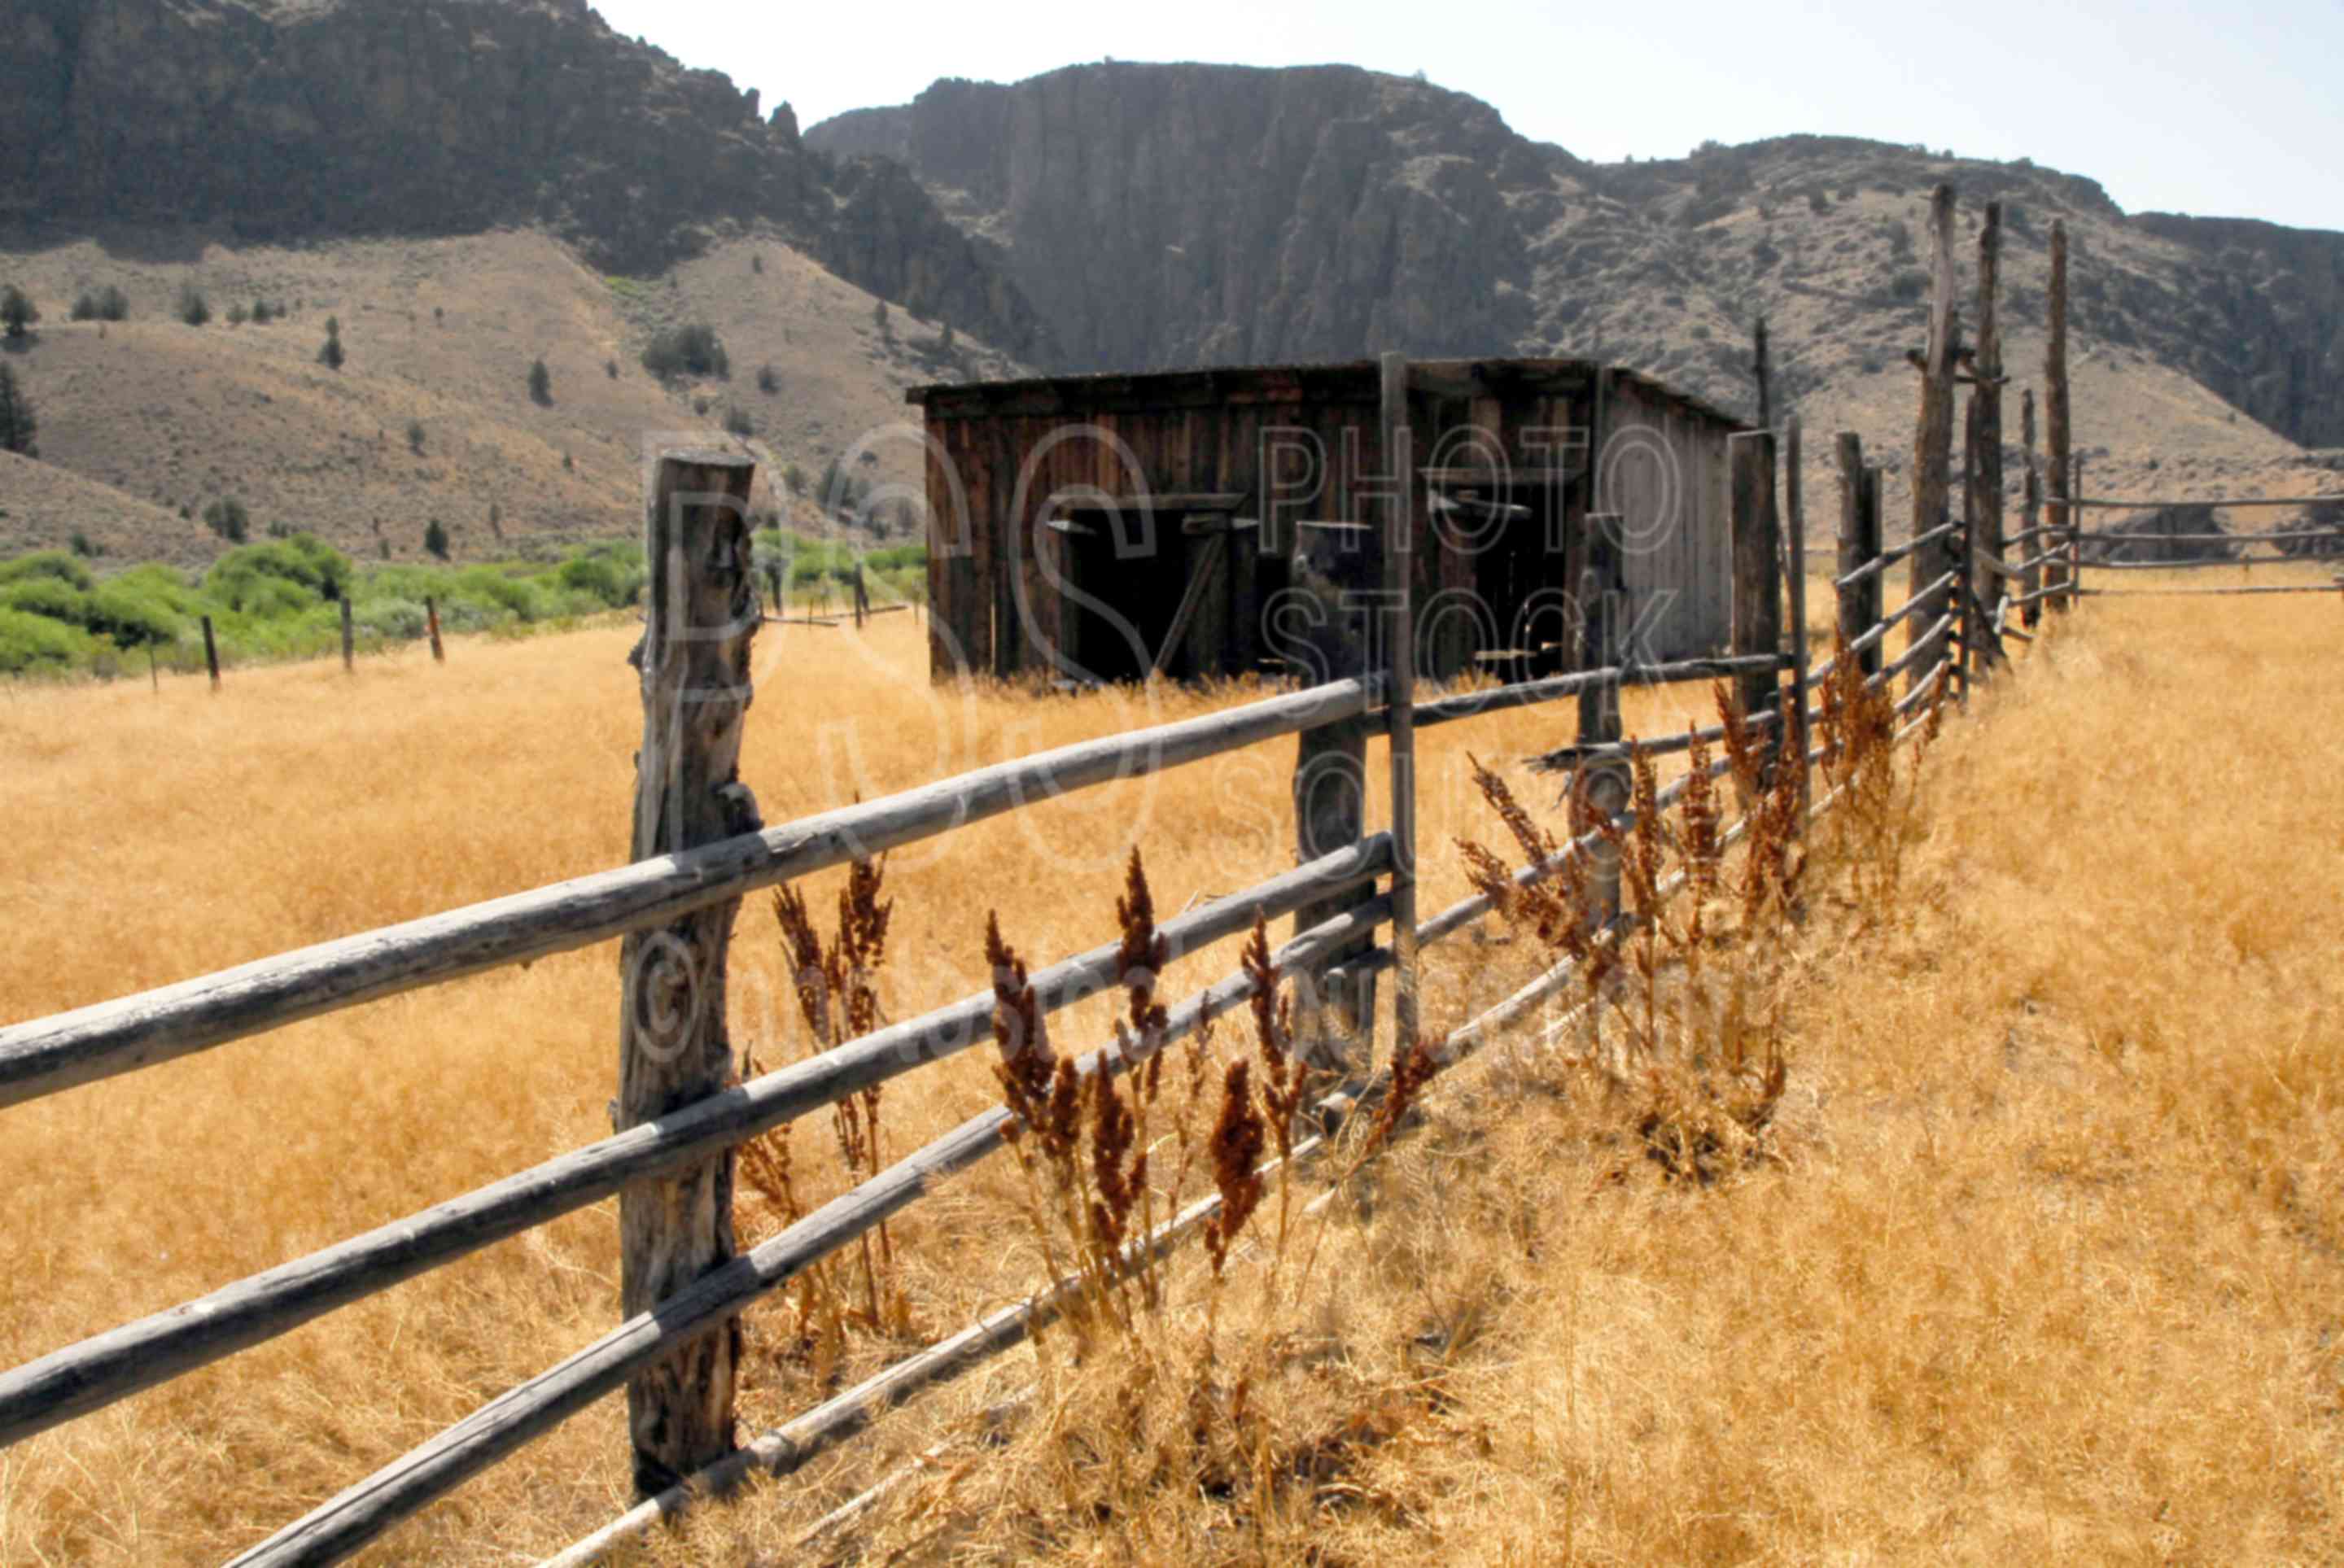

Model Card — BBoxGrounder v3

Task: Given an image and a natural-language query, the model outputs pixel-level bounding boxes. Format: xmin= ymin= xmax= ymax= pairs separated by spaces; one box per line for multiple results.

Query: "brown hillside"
xmin=0 ymin=230 xmax=1023 ymax=567
xmin=0 ymin=446 xmax=204 ymax=561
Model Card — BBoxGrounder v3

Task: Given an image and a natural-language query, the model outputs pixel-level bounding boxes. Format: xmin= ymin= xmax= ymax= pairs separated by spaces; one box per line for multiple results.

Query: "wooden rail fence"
xmin=2 ymin=182 xmax=2330 ymax=1565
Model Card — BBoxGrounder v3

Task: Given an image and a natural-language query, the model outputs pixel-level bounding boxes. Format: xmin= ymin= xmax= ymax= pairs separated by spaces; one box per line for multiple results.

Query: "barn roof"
xmin=907 ymin=356 xmax=1751 ymax=433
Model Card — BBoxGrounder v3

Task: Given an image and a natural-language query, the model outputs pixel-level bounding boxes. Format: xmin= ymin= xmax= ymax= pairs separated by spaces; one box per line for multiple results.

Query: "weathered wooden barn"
xmin=909 ymin=358 xmax=1749 ymax=684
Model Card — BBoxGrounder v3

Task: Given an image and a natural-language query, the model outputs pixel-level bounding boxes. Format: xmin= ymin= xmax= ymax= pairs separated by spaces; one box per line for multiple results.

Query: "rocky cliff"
xmin=810 ymin=65 xmax=2344 ymax=450
xmin=0 ymin=0 xmax=1050 ymax=358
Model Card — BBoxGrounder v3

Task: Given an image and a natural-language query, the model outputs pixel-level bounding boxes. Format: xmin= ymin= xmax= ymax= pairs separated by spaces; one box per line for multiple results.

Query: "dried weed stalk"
xmin=736 ymin=854 xmax=909 ymax=1381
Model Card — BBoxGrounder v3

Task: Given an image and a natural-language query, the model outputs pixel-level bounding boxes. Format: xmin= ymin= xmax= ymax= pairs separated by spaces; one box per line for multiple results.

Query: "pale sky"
xmin=588 ymin=0 xmax=2340 ymax=233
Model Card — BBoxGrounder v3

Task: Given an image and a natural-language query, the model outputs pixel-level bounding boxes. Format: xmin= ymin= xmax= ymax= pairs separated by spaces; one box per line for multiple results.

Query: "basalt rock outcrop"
xmin=0 ymin=0 xmax=1049 ymax=357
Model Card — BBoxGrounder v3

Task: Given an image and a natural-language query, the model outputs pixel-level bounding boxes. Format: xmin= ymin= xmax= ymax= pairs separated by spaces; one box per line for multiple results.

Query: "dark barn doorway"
xmin=1056 ymin=516 xmax=1192 ymax=684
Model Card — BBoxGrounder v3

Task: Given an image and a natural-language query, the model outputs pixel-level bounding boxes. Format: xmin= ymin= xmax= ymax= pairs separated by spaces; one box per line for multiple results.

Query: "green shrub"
xmin=554 ymin=549 xmax=642 ymax=607
xmin=0 ymin=550 xmax=95 ymax=591
xmin=2 ymin=575 xmax=94 ymax=625
xmin=353 ymin=598 xmax=429 ymax=640
xmin=204 ymin=536 xmax=352 ymax=611
xmin=1 ymin=285 xmax=37 ymax=339
xmin=177 ymin=285 xmax=210 ymax=327
xmin=71 ymin=286 xmax=129 ymax=323
xmin=87 ymin=582 xmax=182 ymax=648
xmin=641 ymin=323 xmax=729 ymax=381
xmin=0 ymin=607 xmax=97 ymax=674
xmin=203 ymin=496 xmax=251 ymax=544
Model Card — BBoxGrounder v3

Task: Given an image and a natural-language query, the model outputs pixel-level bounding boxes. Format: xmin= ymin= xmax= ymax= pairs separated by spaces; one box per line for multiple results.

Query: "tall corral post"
xmin=618 ymin=448 xmax=759 ymax=1497
xmin=201 ymin=614 xmax=220 ymax=692
xmin=852 ymin=561 xmax=868 ymax=629
xmin=1909 ymin=182 xmax=1961 ymax=693
xmin=1784 ymin=416 xmax=1811 ymax=814
xmin=1728 ymin=430 xmax=1783 ymax=754
xmin=1835 ymin=433 xmax=1883 ymax=675
xmin=1752 ymin=316 xmax=1772 ymax=432
xmin=340 ymin=593 xmax=355 ymax=674
xmin=1576 ymin=511 xmax=1629 ymax=923
xmin=2044 ymin=221 xmax=2074 ymax=612
xmin=2020 ymin=391 xmax=2042 ymax=629
xmin=1378 ymin=352 xmax=1420 ymax=1060
xmin=426 ymin=595 xmax=445 ymax=663
xmin=1287 ymin=519 xmax=1379 ymax=1073
xmin=1967 ymin=201 xmax=2005 ymax=675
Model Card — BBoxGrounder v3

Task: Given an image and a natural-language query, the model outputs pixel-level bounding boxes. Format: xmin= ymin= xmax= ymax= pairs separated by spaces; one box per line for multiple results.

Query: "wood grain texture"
xmin=2045 ymin=221 xmax=2073 ymax=610
xmin=1784 ymin=417 xmax=1811 ymax=810
xmin=618 ymin=452 xmax=758 ymax=1495
xmin=1380 ymin=352 xmax=1421 ymax=1063
xmin=1729 ymin=432 xmax=1783 ymax=729
xmin=1967 ymin=203 xmax=2005 ymax=678
xmin=1909 ymin=184 xmax=1961 ymax=691
xmin=1835 ymin=433 xmax=1883 ymax=677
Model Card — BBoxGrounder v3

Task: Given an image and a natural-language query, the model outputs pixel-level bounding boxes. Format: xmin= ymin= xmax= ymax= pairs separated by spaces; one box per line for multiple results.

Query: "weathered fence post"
xmin=1378 ymin=352 xmax=1420 ymax=1060
xmin=201 ymin=614 xmax=220 ymax=692
xmin=1577 ymin=510 xmax=1629 ymax=923
xmin=1287 ymin=519 xmax=1378 ymax=1073
xmin=1909 ymin=182 xmax=1961 ymax=692
xmin=1729 ymin=431 xmax=1782 ymax=736
xmin=1967 ymin=201 xmax=2005 ymax=675
xmin=618 ymin=448 xmax=759 ymax=1497
xmin=1835 ymin=433 xmax=1883 ymax=676
xmin=2045 ymin=220 xmax=2074 ymax=612
xmin=340 ymin=593 xmax=355 ymax=674
xmin=2071 ymin=453 xmax=2088 ymax=592
xmin=2020 ymin=391 xmax=2042 ymax=629
xmin=1784 ymin=416 xmax=1811 ymax=814
xmin=1752 ymin=316 xmax=1772 ymax=432
xmin=852 ymin=561 xmax=868 ymax=629
xmin=426 ymin=595 xmax=445 ymax=663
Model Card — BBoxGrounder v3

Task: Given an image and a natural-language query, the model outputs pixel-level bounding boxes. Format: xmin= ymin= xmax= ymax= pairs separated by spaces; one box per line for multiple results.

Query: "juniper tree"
xmin=2 ymin=286 xmax=36 ymax=340
xmin=0 ymin=363 xmax=37 ymax=456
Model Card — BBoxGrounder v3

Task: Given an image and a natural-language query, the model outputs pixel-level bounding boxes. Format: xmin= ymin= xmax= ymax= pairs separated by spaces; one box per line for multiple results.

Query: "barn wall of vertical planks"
xmin=909 ymin=358 xmax=1750 ymax=687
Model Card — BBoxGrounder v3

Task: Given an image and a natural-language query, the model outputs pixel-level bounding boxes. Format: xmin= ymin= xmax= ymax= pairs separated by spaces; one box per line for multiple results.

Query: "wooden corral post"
xmin=340 ymin=593 xmax=355 ymax=674
xmin=1576 ymin=511 xmax=1629 ymax=922
xmin=852 ymin=561 xmax=868 ymax=629
xmin=2044 ymin=220 xmax=2074 ymax=612
xmin=2071 ymin=453 xmax=2088 ymax=589
xmin=1379 ymin=352 xmax=1421 ymax=1061
xmin=426 ymin=596 xmax=445 ymax=663
xmin=1729 ymin=430 xmax=1783 ymax=750
xmin=201 ymin=614 xmax=220 ymax=692
xmin=1752 ymin=316 xmax=1772 ymax=432
xmin=2020 ymin=392 xmax=2042 ymax=629
xmin=618 ymin=448 xmax=759 ymax=1497
xmin=1835 ymin=433 xmax=1883 ymax=676
xmin=1966 ymin=201 xmax=2005 ymax=676
xmin=1784 ymin=416 xmax=1811 ymax=813
xmin=1909 ymin=182 xmax=1961 ymax=694
xmin=1287 ymin=519 xmax=1380 ymax=1074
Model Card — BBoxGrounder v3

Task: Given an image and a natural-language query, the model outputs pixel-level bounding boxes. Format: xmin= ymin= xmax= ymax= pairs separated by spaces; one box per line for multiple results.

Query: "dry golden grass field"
xmin=2 ymin=566 xmax=2341 ymax=1564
